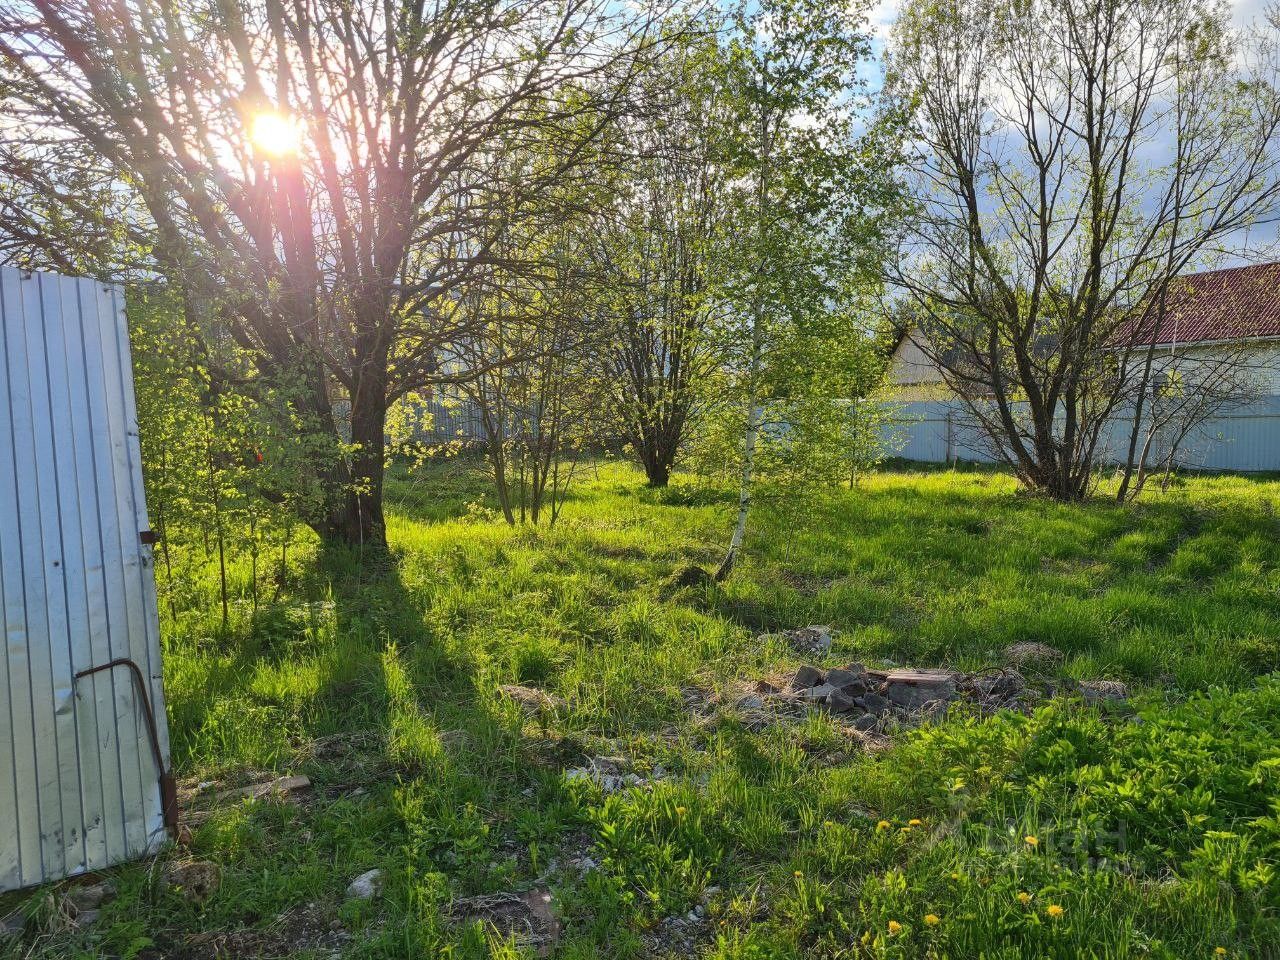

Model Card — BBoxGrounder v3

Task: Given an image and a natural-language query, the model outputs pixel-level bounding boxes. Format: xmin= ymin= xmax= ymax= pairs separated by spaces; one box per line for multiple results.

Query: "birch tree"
xmin=712 ymin=0 xmax=898 ymax=580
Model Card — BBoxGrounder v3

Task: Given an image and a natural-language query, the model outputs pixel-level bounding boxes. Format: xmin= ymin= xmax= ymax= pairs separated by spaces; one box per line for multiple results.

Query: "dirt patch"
xmin=447 ymin=888 xmax=561 ymax=956
xmin=733 ymin=646 xmax=1128 ymax=734
xmin=641 ymin=905 xmax=714 ymax=957
xmin=179 ymin=774 xmax=313 ymax=827
xmin=563 ymin=755 xmax=671 ymax=794
xmin=499 ymin=684 xmax=568 ymax=715
xmin=757 ymin=625 xmax=834 ymax=656
xmin=1003 ymin=642 xmax=1066 ymax=672
xmin=164 ymin=861 xmax=222 ymax=904
xmin=659 ymin=564 xmax=716 ymax=598
xmin=776 ymin=570 xmax=845 ymax=595
xmin=162 ymin=902 xmax=350 ymax=959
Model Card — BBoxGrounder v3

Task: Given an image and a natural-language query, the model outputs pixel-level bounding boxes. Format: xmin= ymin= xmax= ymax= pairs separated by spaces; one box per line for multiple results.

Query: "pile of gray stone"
xmin=757 ymin=663 xmax=974 ymax=731
xmin=744 ymin=633 xmax=1127 ymax=732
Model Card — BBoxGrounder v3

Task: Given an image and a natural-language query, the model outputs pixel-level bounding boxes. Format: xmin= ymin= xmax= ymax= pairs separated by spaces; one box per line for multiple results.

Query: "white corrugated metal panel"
xmin=0 ymin=266 xmax=171 ymax=894
xmin=886 ymin=397 xmax=1280 ymax=471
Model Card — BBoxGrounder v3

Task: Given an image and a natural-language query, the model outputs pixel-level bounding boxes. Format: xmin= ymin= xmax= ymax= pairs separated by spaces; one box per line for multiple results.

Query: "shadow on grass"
xmin=682 ymin=469 xmax=1280 ymax=687
xmin=135 ymin=541 xmax=591 ymax=955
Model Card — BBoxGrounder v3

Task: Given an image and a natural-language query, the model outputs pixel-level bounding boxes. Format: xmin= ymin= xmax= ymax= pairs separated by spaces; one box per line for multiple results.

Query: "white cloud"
xmin=864 ymin=0 xmax=902 ymax=40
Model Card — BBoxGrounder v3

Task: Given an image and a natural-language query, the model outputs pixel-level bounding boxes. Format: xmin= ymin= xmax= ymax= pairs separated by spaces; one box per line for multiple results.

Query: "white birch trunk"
xmin=715 ymin=68 xmax=774 ymax=583
xmin=715 ymin=311 xmax=765 ymax=581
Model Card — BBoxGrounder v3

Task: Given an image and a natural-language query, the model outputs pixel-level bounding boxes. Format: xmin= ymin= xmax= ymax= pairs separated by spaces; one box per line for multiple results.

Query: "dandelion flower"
xmin=675 ymin=806 xmax=687 ymax=816
xmin=888 ymin=920 xmax=902 ymax=935
xmin=900 ymin=826 xmax=912 ymax=834
xmin=950 ymin=872 xmax=960 ymax=881
xmin=1047 ymin=904 xmax=1064 ymax=919
xmin=1215 ymin=949 xmax=1227 ymax=957
xmin=1017 ymin=892 xmax=1032 ymax=905
xmin=909 ymin=818 xmax=923 ymax=827
xmin=877 ymin=820 xmax=892 ymax=831
xmin=794 ymin=870 xmax=804 ymax=879
xmin=924 ymin=913 xmax=941 ymax=927
xmin=1025 ymin=835 xmax=1039 ymax=847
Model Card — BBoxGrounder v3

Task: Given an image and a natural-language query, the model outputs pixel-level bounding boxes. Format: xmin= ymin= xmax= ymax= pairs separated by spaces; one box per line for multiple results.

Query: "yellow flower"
xmin=794 ymin=870 xmax=804 ymax=879
xmin=1024 ymin=835 xmax=1039 ymax=847
xmin=1215 ymin=949 xmax=1227 ymax=957
xmin=900 ymin=826 xmax=912 ymax=834
xmin=877 ymin=820 xmax=892 ymax=831
xmin=924 ymin=913 xmax=941 ymax=927
xmin=909 ymin=818 xmax=923 ymax=827
xmin=675 ymin=806 xmax=687 ymax=816
xmin=888 ymin=920 xmax=902 ymax=935
xmin=950 ymin=872 xmax=960 ymax=881
xmin=1017 ymin=892 xmax=1032 ymax=905
xmin=1047 ymin=904 xmax=1064 ymax=919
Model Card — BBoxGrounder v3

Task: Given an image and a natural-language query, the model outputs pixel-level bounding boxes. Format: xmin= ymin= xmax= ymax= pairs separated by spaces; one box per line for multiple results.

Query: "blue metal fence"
xmin=882 ymin=396 xmax=1280 ymax=472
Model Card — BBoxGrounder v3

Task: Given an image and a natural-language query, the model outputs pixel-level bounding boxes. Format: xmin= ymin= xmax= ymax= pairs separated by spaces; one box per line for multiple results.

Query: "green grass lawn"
xmin=5 ymin=462 xmax=1280 ymax=959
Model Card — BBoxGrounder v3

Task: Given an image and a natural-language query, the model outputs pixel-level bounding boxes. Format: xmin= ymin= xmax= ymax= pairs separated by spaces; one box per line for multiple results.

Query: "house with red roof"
xmin=1119 ymin=262 xmax=1280 ymax=395
xmin=886 ymin=262 xmax=1280 ymax=399
xmin=882 ymin=262 xmax=1280 ymax=470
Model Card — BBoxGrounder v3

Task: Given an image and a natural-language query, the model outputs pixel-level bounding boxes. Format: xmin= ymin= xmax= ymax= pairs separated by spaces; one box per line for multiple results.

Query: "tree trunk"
xmin=716 ymin=86 xmax=773 ymax=583
xmin=1117 ymin=351 xmax=1156 ymax=505
xmin=643 ymin=453 xmax=671 ymax=487
xmin=716 ymin=309 xmax=765 ymax=583
xmin=328 ymin=378 xmax=388 ymax=550
xmin=715 ymin=396 xmax=761 ymax=582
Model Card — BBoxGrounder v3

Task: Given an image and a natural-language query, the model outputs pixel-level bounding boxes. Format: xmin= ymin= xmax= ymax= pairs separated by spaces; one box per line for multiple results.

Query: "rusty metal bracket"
xmin=74 ymin=658 xmax=178 ymax=835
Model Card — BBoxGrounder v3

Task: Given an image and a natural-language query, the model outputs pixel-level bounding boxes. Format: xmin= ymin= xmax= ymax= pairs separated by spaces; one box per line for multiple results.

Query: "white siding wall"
xmin=1144 ymin=340 xmax=1280 ymax=395
xmin=887 ymin=331 xmax=945 ymax=388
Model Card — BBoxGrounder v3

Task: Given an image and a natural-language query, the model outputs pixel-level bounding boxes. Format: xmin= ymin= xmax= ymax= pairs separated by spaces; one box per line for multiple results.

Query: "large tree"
xmin=887 ymin=0 xmax=1280 ymax=501
xmin=597 ymin=32 xmax=734 ymax=487
xmin=0 ymin=0 xmax=663 ymax=547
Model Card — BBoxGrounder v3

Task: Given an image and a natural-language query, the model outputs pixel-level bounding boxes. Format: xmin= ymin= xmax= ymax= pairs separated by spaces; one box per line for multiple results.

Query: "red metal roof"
xmin=1136 ymin=262 xmax=1280 ymax=346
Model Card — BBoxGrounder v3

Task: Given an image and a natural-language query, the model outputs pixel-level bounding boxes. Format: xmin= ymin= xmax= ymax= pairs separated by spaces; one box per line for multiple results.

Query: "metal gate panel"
xmin=0 ymin=266 xmax=170 ymax=893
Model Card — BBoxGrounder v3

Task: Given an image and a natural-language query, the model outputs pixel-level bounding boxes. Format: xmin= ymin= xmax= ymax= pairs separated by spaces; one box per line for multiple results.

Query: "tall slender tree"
xmin=712 ymin=0 xmax=899 ymax=580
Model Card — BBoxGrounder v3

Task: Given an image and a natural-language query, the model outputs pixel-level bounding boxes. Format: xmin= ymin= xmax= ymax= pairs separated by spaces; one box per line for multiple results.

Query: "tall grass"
xmin=6 ymin=460 xmax=1278 ymax=958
